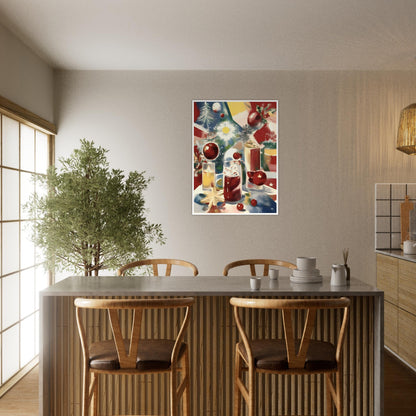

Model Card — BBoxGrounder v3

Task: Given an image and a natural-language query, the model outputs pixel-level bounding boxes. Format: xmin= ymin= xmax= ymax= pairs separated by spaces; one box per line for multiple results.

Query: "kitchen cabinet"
xmin=377 ymin=252 xmax=416 ymax=368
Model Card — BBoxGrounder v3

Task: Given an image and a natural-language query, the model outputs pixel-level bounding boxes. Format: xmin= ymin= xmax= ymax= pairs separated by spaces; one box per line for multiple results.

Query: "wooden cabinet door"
xmin=377 ymin=254 xmax=398 ymax=304
xmin=399 ymin=309 xmax=416 ymax=369
xmin=384 ymin=301 xmax=399 ymax=353
xmin=399 ymin=259 xmax=416 ymax=316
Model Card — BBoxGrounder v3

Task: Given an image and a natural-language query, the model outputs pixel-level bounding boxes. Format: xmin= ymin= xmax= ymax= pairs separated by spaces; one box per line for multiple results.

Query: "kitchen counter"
xmin=376 ymin=249 xmax=416 ymax=263
xmin=42 ymin=274 xmax=382 ymax=297
xmin=40 ymin=275 xmax=384 ymax=416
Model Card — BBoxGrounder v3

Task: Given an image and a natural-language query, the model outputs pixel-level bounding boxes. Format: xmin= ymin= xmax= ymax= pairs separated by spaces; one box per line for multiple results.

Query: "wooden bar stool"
xmin=223 ymin=258 xmax=296 ymax=276
xmin=75 ymin=297 xmax=194 ymax=416
xmin=230 ymin=297 xmax=350 ymax=416
xmin=118 ymin=258 xmax=199 ymax=276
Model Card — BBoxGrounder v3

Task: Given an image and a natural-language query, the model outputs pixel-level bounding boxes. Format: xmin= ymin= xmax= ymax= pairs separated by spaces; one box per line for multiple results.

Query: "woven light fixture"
xmin=397 ymin=103 xmax=416 ymax=155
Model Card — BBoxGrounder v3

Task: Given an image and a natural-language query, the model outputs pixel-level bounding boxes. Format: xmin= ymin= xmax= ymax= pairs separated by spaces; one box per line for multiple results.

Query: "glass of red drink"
xmin=223 ymin=160 xmax=242 ymax=202
xmin=244 ymin=140 xmax=261 ymax=188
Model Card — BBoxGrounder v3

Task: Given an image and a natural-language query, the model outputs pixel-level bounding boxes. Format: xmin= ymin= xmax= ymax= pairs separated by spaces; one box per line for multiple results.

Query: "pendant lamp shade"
xmin=397 ymin=103 xmax=416 ymax=155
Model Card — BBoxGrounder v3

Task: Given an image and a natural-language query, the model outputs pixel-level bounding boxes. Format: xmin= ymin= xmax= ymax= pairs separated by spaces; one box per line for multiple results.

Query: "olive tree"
xmin=26 ymin=139 xmax=165 ymax=276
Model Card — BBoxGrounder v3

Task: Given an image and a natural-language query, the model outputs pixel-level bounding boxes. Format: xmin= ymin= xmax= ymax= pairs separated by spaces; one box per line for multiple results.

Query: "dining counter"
xmin=40 ymin=275 xmax=384 ymax=415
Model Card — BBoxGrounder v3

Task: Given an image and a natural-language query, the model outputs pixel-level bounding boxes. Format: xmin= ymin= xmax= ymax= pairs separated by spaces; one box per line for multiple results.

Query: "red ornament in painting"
xmin=203 ymin=142 xmax=219 ymax=160
xmin=247 ymin=110 xmax=262 ymax=127
xmin=252 ymin=170 xmax=267 ymax=186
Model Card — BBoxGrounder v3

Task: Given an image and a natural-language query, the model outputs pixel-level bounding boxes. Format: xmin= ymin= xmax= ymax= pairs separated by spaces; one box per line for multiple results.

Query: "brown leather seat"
xmin=237 ymin=339 xmax=337 ymax=372
xmin=89 ymin=339 xmax=186 ymax=371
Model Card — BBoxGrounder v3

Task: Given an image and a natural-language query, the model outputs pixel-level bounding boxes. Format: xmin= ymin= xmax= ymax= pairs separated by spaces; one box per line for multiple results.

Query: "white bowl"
xmin=296 ymin=257 xmax=316 ymax=270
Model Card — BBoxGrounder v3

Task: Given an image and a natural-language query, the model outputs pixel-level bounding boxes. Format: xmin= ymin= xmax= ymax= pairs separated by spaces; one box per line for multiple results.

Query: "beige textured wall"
xmin=0 ymin=22 xmax=54 ymax=121
xmin=54 ymin=70 xmax=416 ymax=281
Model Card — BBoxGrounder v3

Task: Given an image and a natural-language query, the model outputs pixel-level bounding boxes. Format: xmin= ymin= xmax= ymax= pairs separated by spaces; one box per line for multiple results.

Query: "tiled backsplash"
xmin=375 ymin=183 xmax=416 ymax=249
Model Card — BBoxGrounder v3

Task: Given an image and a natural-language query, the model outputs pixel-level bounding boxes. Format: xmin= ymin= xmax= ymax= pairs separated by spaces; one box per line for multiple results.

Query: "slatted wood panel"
xmin=42 ymin=296 xmax=374 ymax=416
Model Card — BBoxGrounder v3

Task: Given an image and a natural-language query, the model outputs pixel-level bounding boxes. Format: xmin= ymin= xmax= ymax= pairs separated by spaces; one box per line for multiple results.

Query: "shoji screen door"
xmin=0 ymin=99 xmax=55 ymax=396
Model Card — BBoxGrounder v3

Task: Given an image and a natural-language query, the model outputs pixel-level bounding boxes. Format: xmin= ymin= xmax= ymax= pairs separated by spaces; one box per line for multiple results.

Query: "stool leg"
xmin=82 ymin=366 xmax=90 ymax=416
xmin=336 ymin=368 xmax=343 ymax=416
xmin=183 ymin=349 xmax=190 ymax=416
xmin=170 ymin=366 xmax=178 ymax=416
xmin=325 ymin=373 xmax=333 ymax=416
xmin=233 ymin=346 xmax=242 ymax=416
xmin=91 ymin=372 xmax=98 ymax=416
xmin=248 ymin=366 xmax=255 ymax=416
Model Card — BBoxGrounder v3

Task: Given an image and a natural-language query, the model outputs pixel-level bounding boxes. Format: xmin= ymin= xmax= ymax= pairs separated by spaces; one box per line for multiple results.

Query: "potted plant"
xmin=26 ymin=139 xmax=165 ymax=276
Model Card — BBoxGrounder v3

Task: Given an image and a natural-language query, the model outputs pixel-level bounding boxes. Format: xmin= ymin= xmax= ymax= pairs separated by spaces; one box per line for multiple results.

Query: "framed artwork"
xmin=193 ymin=100 xmax=278 ymax=215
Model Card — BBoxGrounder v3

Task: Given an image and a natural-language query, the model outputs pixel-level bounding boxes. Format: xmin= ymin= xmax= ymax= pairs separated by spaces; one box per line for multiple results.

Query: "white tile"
xmin=391 ymin=233 xmax=402 ymax=249
xmin=376 ymin=233 xmax=390 ymax=249
xmin=392 ymin=201 xmax=401 ymax=216
xmin=392 ymin=216 xmax=401 ymax=233
xmin=376 ymin=200 xmax=390 ymax=216
xmin=392 ymin=184 xmax=406 ymax=200
xmin=375 ymin=184 xmax=390 ymax=200
xmin=376 ymin=217 xmax=390 ymax=233
xmin=407 ymin=184 xmax=416 ymax=200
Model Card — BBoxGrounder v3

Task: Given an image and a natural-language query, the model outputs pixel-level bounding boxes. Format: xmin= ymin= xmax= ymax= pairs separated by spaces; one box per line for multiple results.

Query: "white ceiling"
xmin=0 ymin=0 xmax=416 ymax=71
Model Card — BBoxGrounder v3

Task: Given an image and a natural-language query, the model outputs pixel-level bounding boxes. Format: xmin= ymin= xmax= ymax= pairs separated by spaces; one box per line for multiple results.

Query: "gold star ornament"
xmin=200 ymin=187 xmax=224 ymax=211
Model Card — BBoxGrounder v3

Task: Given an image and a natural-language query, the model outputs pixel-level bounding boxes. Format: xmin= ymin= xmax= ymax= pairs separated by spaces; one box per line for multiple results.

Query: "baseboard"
xmin=384 ymin=346 xmax=416 ymax=374
xmin=0 ymin=357 xmax=38 ymax=398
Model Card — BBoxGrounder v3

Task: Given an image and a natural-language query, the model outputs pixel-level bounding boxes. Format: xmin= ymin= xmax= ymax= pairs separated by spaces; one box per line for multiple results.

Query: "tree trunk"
xmin=94 ymin=242 xmax=100 ymax=276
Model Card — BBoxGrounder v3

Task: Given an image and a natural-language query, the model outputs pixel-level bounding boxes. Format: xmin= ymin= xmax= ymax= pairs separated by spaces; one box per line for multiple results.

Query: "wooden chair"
xmin=118 ymin=258 xmax=199 ymax=276
xmin=230 ymin=297 xmax=350 ymax=416
xmin=223 ymin=258 xmax=296 ymax=276
xmin=75 ymin=297 xmax=194 ymax=416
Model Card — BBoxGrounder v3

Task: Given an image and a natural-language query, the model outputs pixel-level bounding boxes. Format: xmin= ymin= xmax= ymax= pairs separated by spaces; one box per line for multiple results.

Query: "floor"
xmin=0 ymin=350 xmax=415 ymax=415
xmin=0 ymin=366 xmax=39 ymax=416
xmin=384 ymin=350 xmax=416 ymax=415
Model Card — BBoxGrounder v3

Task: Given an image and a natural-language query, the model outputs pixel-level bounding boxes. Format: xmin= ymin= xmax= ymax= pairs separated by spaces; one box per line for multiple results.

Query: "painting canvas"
xmin=193 ymin=100 xmax=278 ymax=215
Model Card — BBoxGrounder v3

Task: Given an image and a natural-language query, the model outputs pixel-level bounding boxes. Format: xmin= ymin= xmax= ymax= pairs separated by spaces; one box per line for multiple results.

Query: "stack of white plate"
xmin=290 ymin=257 xmax=323 ymax=283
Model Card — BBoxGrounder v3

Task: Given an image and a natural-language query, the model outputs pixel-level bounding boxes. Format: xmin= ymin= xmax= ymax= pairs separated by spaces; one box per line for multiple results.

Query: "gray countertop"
xmin=376 ymin=249 xmax=416 ymax=263
xmin=41 ymin=275 xmax=382 ymax=297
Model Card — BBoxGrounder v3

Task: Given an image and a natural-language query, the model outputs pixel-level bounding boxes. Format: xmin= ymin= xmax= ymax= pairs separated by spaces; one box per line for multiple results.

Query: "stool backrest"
xmin=223 ymin=259 xmax=296 ymax=277
xmin=230 ymin=297 xmax=350 ymax=369
xmin=118 ymin=258 xmax=198 ymax=276
xmin=75 ymin=297 xmax=194 ymax=369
